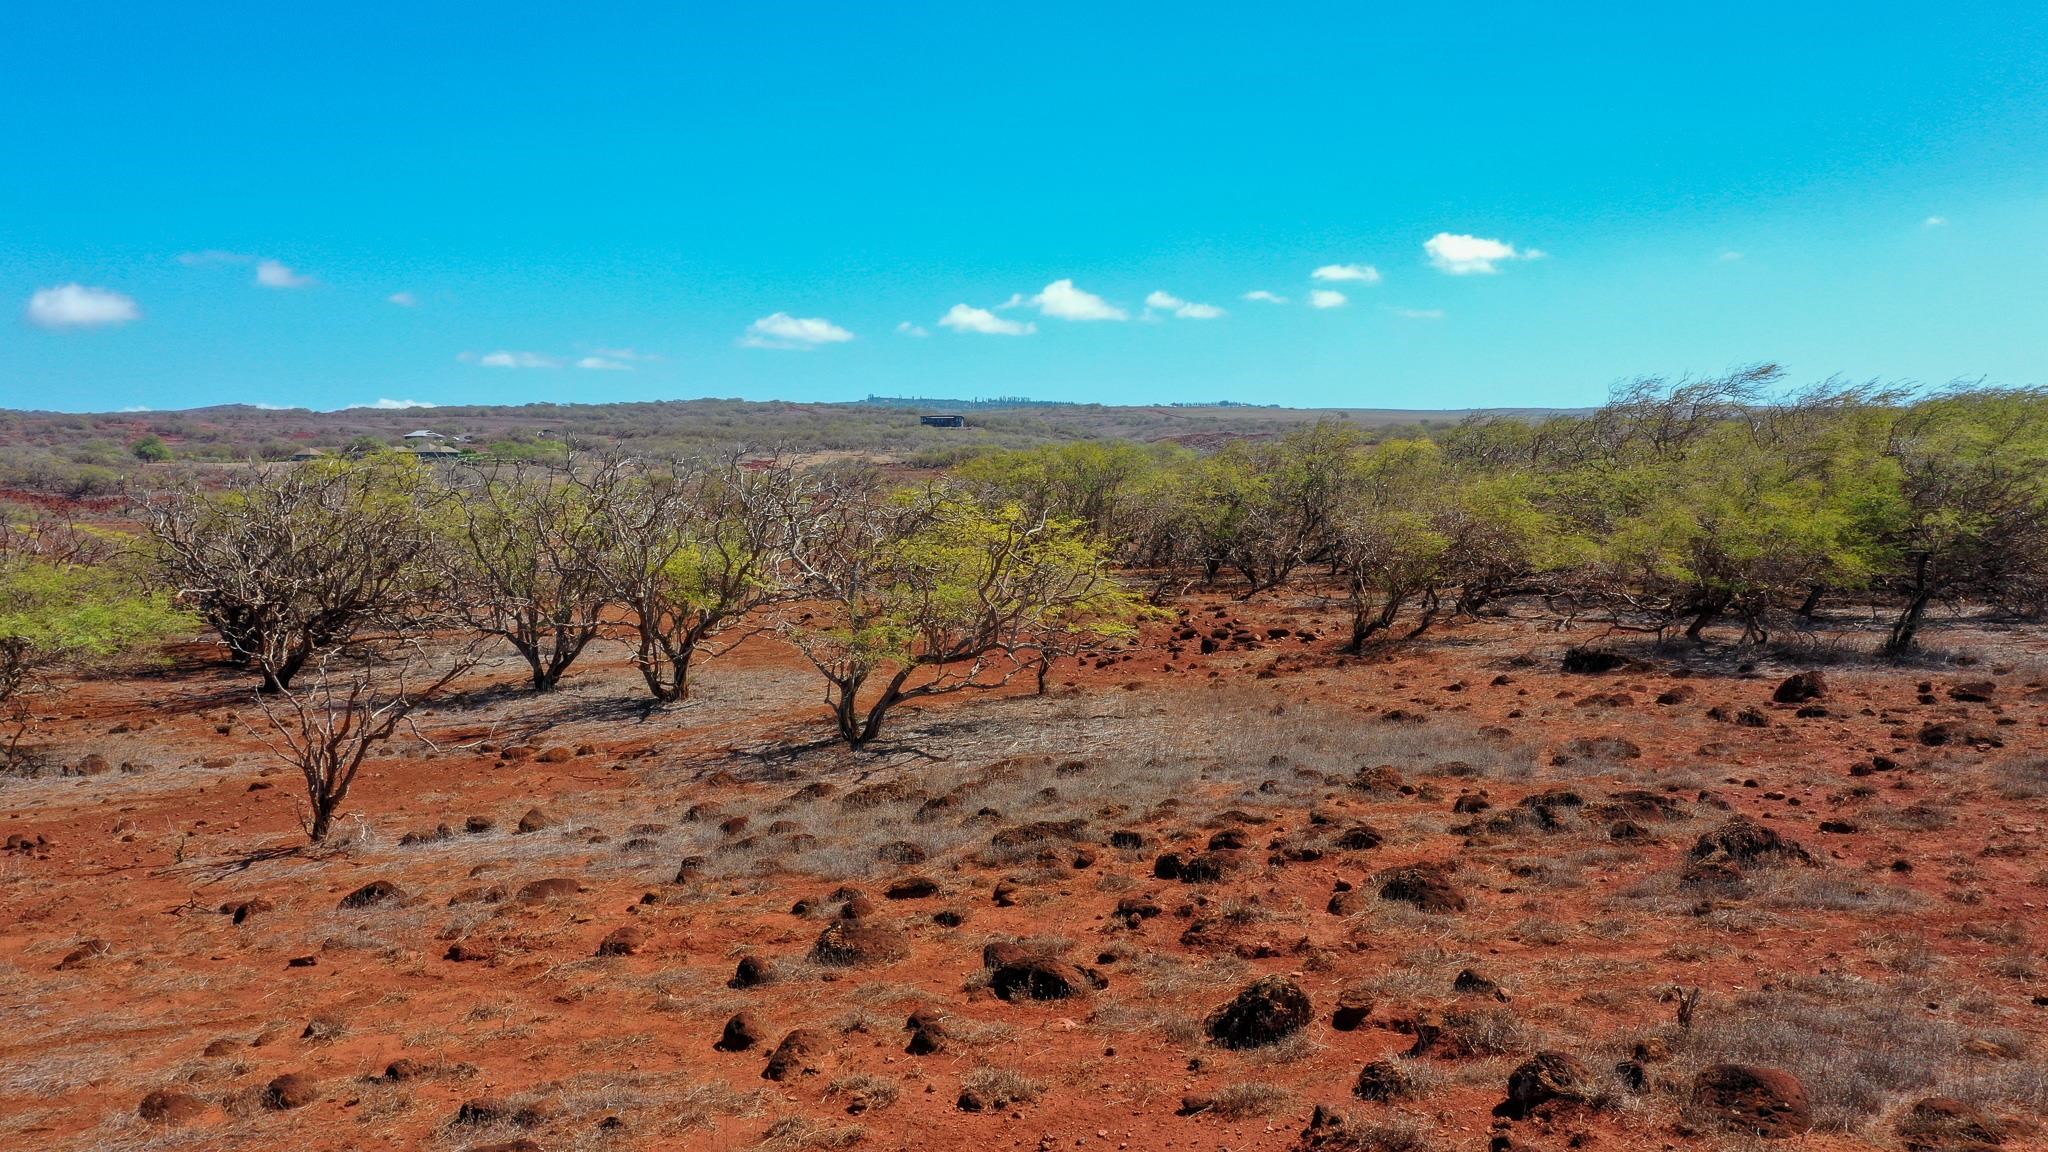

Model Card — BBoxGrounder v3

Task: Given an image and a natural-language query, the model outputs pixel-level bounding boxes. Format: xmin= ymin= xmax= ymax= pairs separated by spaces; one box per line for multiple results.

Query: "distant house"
xmin=287 ymin=447 xmax=328 ymax=462
xmin=407 ymin=443 xmax=463 ymax=460
xmin=402 ymin=429 xmax=446 ymax=441
xmin=919 ymin=413 xmax=966 ymax=428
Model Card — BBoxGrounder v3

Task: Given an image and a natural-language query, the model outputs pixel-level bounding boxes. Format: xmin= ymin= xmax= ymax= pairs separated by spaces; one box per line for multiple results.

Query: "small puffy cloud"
xmin=1241 ymin=289 xmax=1288 ymax=304
xmin=1027 ymin=279 xmax=1126 ymax=321
xmin=1924 ymin=215 xmax=1948 ymax=228
xmin=25 ymin=284 xmax=140 ymax=328
xmin=1424 ymin=232 xmax=1540 ymax=275
xmin=177 ymin=249 xmax=253 ymax=266
xmin=370 ymin=398 xmax=436 ymax=409
xmin=1311 ymin=263 xmax=1381 ymax=284
xmin=896 ymin=321 xmax=930 ymax=337
xmin=388 ymin=291 xmax=419 ymax=307
xmin=1145 ymin=290 xmax=1225 ymax=320
xmin=1717 ymin=251 xmax=1744 ymax=263
xmin=591 ymin=346 xmax=661 ymax=362
xmin=255 ymin=259 xmax=315 ymax=288
xmin=1391 ymin=307 xmax=1444 ymax=320
xmin=741 ymin=312 xmax=855 ymax=349
xmin=576 ymin=356 xmax=631 ymax=371
xmin=1308 ymin=289 xmax=1348 ymax=309
xmin=938 ymin=304 xmax=1036 ymax=335
xmin=464 ymin=350 xmax=560 ymax=368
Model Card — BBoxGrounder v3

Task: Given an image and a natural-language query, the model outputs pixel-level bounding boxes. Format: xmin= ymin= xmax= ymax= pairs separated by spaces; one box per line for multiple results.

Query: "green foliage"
xmin=0 ymin=556 xmax=193 ymax=704
xmin=129 ymin=434 xmax=171 ymax=463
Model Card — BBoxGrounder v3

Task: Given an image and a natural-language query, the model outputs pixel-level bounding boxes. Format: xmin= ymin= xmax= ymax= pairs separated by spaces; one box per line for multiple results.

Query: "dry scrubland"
xmin=5 ymin=598 xmax=2048 ymax=1152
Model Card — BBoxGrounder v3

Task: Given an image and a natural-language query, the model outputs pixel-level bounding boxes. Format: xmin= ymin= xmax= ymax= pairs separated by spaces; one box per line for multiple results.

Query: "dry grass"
xmin=1674 ymin=973 xmax=2048 ymax=1131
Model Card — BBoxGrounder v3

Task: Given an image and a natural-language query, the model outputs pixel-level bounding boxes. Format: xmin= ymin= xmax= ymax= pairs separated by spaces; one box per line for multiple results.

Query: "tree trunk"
xmin=1885 ymin=593 xmax=1932 ymax=657
xmin=1797 ymin=584 xmax=1826 ymax=621
xmin=262 ymin=649 xmax=305 ymax=694
xmin=1683 ymin=602 xmax=1721 ymax=642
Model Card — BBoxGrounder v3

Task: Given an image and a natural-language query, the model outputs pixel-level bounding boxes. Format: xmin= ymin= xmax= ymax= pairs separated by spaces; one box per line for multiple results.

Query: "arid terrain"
xmin=5 ymin=596 xmax=2045 ymax=1152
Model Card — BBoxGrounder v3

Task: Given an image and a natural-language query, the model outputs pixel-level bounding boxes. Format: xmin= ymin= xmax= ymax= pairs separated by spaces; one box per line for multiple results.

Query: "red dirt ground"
xmin=4 ymin=594 xmax=2045 ymax=1152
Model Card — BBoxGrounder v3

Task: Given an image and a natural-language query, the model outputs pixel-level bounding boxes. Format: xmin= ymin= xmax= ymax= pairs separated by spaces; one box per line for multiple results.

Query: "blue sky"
xmin=3 ymin=2 xmax=2045 ymax=413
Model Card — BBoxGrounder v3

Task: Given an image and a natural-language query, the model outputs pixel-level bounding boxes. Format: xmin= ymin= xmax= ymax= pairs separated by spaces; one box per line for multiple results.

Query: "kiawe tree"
xmin=443 ymin=457 xmax=615 ymax=692
xmin=787 ymin=482 xmax=1138 ymax=746
xmin=589 ymin=454 xmax=810 ymax=703
xmin=145 ymin=454 xmax=443 ymax=692
xmin=253 ymin=639 xmax=473 ymax=844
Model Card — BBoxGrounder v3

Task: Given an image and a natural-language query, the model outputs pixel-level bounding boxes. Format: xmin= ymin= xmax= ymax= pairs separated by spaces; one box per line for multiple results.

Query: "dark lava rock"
xmin=1691 ymin=1064 xmax=1813 ymax=1139
xmin=1206 ymin=975 xmax=1312 ymax=1049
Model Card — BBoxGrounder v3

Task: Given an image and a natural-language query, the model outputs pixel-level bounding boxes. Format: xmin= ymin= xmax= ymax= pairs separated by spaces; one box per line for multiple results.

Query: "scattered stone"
xmin=904 ymin=1007 xmax=949 ymax=1055
xmin=54 ymin=939 xmax=109 ymax=970
xmin=884 ymin=875 xmax=939 ymax=900
xmin=336 ymin=880 xmax=405 ymax=910
xmin=515 ymin=807 xmax=560 ymax=833
xmin=1454 ymin=968 xmax=1510 ymax=1001
xmin=1919 ymin=721 xmax=2003 ymax=748
xmin=595 ymin=925 xmax=647 ymax=957
xmin=1691 ymin=1064 xmax=1813 ymax=1138
xmin=1496 ymin=1051 xmax=1590 ymax=1119
xmin=1561 ymin=647 xmax=1628 ymax=674
xmin=716 ymin=1011 xmax=766 ymax=1052
xmin=1772 ymin=671 xmax=1828 ymax=704
xmin=1691 ymin=818 xmax=1814 ymax=868
xmin=762 ymin=1029 xmax=821 ymax=1080
xmin=1352 ymin=1060 xmax=1415 ymax=1102
xmin=730 ymin=954 xmax=774 ymax=988
xmin=812 ymin=919 xmax=910 ymax=967
xmin=990 ymin=956 xmax=1102 ymax=1002
xmin=137 ymin=1089 xmax=208 ymax=1124
xmin=513 ymin=877 xmax=583 ymax=903
xmin=1206 ymin=975 xmax=1312 ymax=1049
xmin=261 ymin=1073 xmax=319 ymax=1111
xmin=1332 ymin=823 xmax=1385 ymax=851
xmin=1331 ymin=985 xmax=1376 ymax=1031
xmin=1377 ymin=864 xmax=1467 ymax=913
xmin=1895 ymin=1096 xmax=2006 ymax=1150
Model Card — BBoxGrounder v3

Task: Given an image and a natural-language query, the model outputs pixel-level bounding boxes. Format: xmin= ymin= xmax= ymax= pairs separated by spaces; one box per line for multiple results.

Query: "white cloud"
xmin=1717 ymin=251 xmax=1744 ymax=263
xmin=1924 ymin=215 xmax=1948 ymax=228
xmin=119 ymin=405 xmax=152 ymax=413
xmin=1308 ymin=289 xmax=1348 ymax=309
xmin=895 ymin=321 xmax=930 ymax=337
xmin=1027 ymin=279 xmax=1126 ymax=321
xmin=741 ymin=312 xmax=855 ymax=349
xmin=1424 ymin=232 xmax=1540 ymax=275
xmin=591 ymin=346 xmax=661 ymax=362
xmin=1311 ymin=263 xmax=1381 ymax=284
xmin=1241 ymin=289 xmax=1288 ymax=304
xmin=465 ymin=350 xmax=561 ymax=369
xmin=25 ymin=284 xmax=140 ymax=328
xmin=1391 ymin=307 xmax=1444 ymax=320
xmin=1145 ymin=290 xmax=1225 ymax=320
xmin=387 ymin=291 xmax=419 ymax=307
xmin=255 ymin=259 xmax=315 ymax=288
xmin=370 ymin=398 xmax=436 ymax=409
xmin=576 ymin=356 xmax=632 ymax=371
xmin=938 ymin=303 xmax=1036 ymax=335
